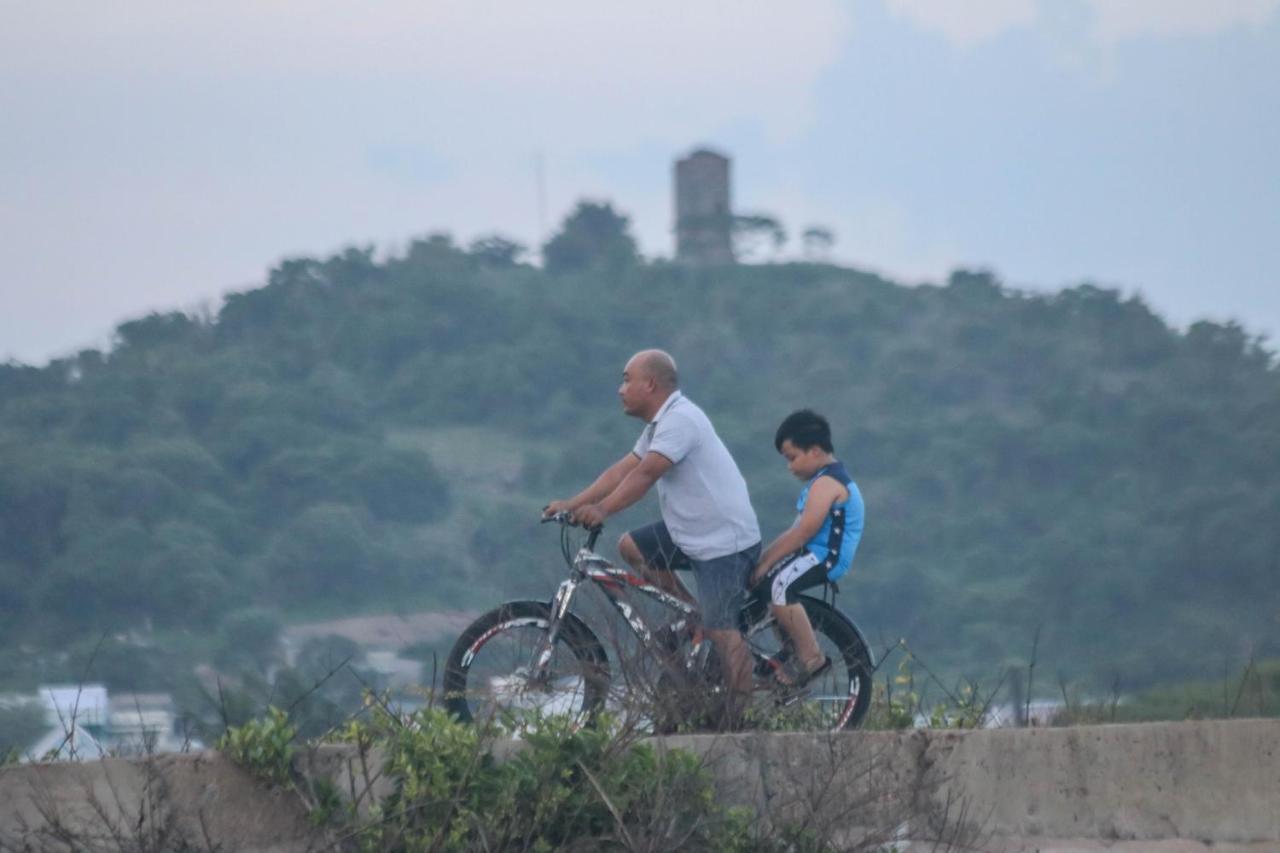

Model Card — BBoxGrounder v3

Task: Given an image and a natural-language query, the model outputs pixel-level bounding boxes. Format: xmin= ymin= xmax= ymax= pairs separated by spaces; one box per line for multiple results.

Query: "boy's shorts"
xmin=627 ymin=521 xmax=761 ymax=630
xmin=760 ymin=548 xmax=829 ymax=607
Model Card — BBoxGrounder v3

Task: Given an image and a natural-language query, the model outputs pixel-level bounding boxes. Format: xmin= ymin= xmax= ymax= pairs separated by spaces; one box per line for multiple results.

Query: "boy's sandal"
xmin=768 ymin=654 xmax=832 ymax=690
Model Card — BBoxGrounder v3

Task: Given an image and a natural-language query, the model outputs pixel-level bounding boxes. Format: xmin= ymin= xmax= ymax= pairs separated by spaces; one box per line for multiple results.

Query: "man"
xmin=544 ymin=349 xmax=761 ymax=725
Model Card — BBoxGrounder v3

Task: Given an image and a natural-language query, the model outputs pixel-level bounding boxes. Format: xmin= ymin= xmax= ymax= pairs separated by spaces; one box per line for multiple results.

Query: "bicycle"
xmin=443 ymin=514 xmax=875 ymax=732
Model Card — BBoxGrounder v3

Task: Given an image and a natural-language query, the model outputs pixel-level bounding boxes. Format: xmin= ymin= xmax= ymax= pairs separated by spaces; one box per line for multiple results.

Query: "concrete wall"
xmin=664 ymin=719 xmax=1280 ymax=851
xmin=1 ymin=719 xmax=1276 ymax=851
xmin=0 ymin=752 xmax=316 ymax=852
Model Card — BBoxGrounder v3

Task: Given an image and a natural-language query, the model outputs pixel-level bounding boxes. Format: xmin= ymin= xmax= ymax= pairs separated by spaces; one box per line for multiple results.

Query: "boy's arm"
xmin=543 ymin=453 xmax=640 ymax=517
xmin=751 ymin=477 xmax=847 ymax=585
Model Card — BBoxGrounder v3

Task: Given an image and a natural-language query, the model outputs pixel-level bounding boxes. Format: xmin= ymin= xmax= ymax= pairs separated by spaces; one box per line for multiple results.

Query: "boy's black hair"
xmin=774 ymin=409 xmax=833 ymax=453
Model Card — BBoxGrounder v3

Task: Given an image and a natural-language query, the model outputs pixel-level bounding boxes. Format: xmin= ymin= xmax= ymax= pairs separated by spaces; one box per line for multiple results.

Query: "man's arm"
xmin=544 ymin=453 xmax=640 ymax=517
xmin=750 ymin=477 xmax=846 ymax=584
xmin=573 ymin=452 xmax=672 ymax=527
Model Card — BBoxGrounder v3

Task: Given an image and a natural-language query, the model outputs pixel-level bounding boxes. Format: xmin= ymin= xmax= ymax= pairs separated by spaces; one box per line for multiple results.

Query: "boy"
xmin=750 ymin=409 xmax=865 ymax=687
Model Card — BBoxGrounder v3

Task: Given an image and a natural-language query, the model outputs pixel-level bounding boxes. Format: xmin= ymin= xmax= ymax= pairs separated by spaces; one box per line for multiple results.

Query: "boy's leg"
xmin=762 ymin=551 xmax=830 ymax=678
xmin=619 ymin=524 xmax=696 ymax=606
xmin=770 ymin=604 xmax=825 ymax=672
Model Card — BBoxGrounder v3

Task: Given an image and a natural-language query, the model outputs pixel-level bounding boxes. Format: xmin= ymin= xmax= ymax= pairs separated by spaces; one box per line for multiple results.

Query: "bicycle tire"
xmin=443 ymin=600 xmax=611 ymax=725
xmin=743 ymin=595 xmax=874 ymax=731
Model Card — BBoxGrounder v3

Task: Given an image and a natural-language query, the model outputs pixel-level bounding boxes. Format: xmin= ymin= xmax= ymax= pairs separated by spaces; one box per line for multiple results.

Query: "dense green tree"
xmin=0 ymin=232 xmax=1277 ymax=696
xmin=468 ymin=234 xmax=526 ymax=268
xmin=261 ymin=503 xmax=375 ymax=602
xmin=0 ymin=701 xmax=48 ymax=757
xmin=801 ymin=225 xmax=835 ymax=260
xmin=348 ymin=447 xmax=450 ymax=523
xmin=731 ymin=213 xmax=786 ymax=259
xmin=214 ymin=607 xmax=283 ymax=673
xmin=542 ymin=201 xmax=639 ymax=273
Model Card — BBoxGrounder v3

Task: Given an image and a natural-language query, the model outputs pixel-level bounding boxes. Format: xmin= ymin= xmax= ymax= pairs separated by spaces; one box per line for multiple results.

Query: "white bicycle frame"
xmin=535 ymin=541 xmax=701 ymax=674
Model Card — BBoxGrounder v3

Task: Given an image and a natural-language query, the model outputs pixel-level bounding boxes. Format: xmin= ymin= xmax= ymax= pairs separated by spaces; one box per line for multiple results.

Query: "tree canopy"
xmin=1 ymin=220 xmax=1277 ymax=696
xmin=541 ymin=201 xmax=639 ymax=273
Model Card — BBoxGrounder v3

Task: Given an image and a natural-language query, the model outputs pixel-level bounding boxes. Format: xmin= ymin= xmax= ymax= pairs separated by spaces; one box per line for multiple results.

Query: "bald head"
xmin=629 ymin=349 xmax=679 ymax=391
xmin=618 ymin=349 xmax=679 ymax=419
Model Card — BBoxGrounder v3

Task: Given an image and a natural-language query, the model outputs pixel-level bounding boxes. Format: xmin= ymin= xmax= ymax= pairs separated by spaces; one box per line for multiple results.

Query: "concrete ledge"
xmin=929 ymin=719 xmax=1278 ymax=842
xmin=0 ymin=719 xmax=1275 ymax=850
xmin=662 ymin=719 xmax=1280 ymax=845
xmin=0 ymin=751 xmax=317 ymax=852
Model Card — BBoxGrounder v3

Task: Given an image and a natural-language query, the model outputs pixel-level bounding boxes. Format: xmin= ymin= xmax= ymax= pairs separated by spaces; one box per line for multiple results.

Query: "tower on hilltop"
xmin=673 ymin=148 xmax=734 ymax=265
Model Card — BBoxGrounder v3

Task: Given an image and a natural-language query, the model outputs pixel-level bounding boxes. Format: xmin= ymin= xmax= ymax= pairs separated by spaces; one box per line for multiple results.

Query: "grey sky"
xmin=2 ymin=0 xmax=1277 ymax=363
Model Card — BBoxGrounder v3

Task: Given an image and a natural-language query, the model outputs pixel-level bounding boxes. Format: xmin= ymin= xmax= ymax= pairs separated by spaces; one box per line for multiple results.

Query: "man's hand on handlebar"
xmin=542 ymin=499 xmax=574 ymax=520
xmin=540 ymin=502 xmax=604 ymax=532
xmin=571 ymin=503 xmax=606 ymax=531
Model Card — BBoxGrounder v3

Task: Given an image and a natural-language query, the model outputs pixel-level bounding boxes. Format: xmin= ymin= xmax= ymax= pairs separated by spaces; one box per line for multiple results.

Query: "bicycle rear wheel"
xmin=443 ymin=601 xmax=610 ymax=725
xmin=743 ymin=595 xmax=874 ymax=731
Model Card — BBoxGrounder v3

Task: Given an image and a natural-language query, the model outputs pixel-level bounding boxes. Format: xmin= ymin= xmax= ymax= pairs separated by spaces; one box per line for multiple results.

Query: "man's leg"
xmin=694 ymin=544 xmax=761 ymax=728
xmin=618 ymin=530 xmax=697 ymax=607
xmin=707 ymin=628 xmax=753 ymax=694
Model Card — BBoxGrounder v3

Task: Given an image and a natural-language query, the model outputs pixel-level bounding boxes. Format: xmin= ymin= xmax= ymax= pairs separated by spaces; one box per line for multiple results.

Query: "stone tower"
xmin=674 ymin=148 xmax=734 ymax=264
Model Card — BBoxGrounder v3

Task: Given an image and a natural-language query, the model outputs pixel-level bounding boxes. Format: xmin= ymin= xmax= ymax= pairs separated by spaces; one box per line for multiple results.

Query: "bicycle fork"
xmin=527 ymin=577 xmax=580 ymax=679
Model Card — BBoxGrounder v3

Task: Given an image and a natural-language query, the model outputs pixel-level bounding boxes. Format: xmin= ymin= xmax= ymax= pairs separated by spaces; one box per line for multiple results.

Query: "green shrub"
xmin=217 ymin=705 xmax=296 ymax=786
xmin=323 ymin=705 xmax=806 ymax=852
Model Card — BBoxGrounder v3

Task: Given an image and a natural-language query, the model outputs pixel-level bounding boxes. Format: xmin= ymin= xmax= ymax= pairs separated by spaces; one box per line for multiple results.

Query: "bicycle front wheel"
xmin=744 ymin=595 xmax=874 ymax=731
xmin=443 ymin=601 xmax=610 ymax=725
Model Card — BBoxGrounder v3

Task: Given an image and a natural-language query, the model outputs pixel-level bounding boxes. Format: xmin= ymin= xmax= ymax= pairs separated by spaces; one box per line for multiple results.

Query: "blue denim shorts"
xmin=628 ymin=521 xmax=761 ymax=630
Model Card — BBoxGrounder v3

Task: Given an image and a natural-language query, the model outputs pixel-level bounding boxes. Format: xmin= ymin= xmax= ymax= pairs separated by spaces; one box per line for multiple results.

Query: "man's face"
xmin=779 ymin=439 xmax=827 ymax=481
xmin=618 ymin=359 xmax=654 ymax=417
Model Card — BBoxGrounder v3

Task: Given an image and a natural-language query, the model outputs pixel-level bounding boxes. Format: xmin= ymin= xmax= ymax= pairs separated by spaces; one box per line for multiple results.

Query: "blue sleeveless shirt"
xmin=796 ymin=461 xmax=864 ymax=581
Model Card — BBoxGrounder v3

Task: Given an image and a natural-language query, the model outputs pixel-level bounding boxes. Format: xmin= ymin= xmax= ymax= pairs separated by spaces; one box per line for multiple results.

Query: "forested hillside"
xmin=2 ymin=220 xmax=1278 ymax=694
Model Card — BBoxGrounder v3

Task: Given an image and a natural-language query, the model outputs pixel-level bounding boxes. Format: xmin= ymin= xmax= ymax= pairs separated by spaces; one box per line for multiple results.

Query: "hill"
xmin=2 ymin=232 xmax=1277 ymax=694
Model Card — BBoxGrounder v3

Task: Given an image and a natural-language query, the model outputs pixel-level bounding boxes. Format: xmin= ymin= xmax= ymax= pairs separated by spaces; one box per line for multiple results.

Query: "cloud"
xmin=1086 ymin=0 xmax=1280 ymax=44
xmin=883 ymin=0 xmax=1279 ymax=48
xmin=1 ymin=2 xmax=852 ymax=148
xmin=885 ymin=0 xmax=1036 ymax=47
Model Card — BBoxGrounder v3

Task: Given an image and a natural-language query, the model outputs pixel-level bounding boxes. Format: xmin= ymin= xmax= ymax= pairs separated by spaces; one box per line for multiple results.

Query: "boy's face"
xmin=778 ymin=439 xmax=828 ymax=481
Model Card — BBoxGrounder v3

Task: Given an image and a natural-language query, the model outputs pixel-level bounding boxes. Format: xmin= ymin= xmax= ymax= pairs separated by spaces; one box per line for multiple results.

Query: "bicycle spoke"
xmin=446 ymin=604 xmax=606 ymax=725
xmin=743 ymin=602 xmax=870 ymax=731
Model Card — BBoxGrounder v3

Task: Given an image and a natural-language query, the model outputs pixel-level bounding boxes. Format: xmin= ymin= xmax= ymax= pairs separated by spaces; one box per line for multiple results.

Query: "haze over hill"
xmin=1 ymin=210 xmax=1277 ymax=709
xmin=4 ymin=2 xmax=1278 ymax=364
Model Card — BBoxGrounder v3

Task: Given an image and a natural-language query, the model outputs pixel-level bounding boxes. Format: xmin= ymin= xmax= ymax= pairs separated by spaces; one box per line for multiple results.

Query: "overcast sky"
xmin=3 ymin=1 xmax=1278 ymax=364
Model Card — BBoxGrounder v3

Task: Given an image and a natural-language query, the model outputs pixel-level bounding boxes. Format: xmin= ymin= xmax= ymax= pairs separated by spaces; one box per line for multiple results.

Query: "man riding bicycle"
xmin=543 ymin=349 xmax=761 ymax=727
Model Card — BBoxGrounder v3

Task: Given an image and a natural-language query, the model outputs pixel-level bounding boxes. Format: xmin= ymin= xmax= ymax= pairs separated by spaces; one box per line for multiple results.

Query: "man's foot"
xmin=654 ymin=622 xmax=682 ymax=655
xmin=654 ymin=620 xmax=703 ymax=656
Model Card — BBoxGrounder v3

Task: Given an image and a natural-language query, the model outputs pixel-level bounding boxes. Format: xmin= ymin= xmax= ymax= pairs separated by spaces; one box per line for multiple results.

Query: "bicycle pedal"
xmin=778 ymin=691 xmax=808 ymax=707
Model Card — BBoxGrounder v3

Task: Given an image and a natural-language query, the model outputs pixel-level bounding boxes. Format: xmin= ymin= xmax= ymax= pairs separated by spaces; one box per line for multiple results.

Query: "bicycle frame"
xmin=538 ymin=541 xmax=699 ymax=674
xmin=457 ymin=516 xmax=875 ymax=731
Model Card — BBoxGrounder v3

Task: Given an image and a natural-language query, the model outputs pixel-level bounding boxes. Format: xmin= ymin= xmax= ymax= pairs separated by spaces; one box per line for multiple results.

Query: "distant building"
xmin=674 ymin=148 xmax=734 ymax=265
xmin=39 ymin=684 xmax=109 ymax=729
xmin=983 ymin=700 xmax=1066 ymax=728
xmin=366 ymin=649 xmax=426 ymax=690
xmin=20 ymin=685 xmax=195 ymax=761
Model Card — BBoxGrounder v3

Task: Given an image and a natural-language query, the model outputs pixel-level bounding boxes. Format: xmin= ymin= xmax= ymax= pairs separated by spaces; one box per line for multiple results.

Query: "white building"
xmin=18 ymin=685 xmax=197 ymax=761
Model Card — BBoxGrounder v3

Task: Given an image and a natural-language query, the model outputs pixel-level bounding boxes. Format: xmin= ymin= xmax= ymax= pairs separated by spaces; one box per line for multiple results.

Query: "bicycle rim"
xmin=745 ymin=601 xmax=872 ymax=731
xmin=446 ymin=603 xmax=606 ymax=725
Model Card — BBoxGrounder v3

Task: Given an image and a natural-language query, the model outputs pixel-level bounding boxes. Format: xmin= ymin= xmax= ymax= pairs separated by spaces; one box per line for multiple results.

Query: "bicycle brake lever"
xmin=540 ymin=510 xmax=576 ymax=525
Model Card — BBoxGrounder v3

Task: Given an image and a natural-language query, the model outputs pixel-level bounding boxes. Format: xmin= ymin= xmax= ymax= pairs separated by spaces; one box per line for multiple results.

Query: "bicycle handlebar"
xmin=541 ymin=510 xmax=602 ymax=552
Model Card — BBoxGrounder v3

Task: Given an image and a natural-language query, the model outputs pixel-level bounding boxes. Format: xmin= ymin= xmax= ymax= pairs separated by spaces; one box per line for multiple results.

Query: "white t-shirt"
xmin=632 ymin=391 xmax=761 ymax=560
